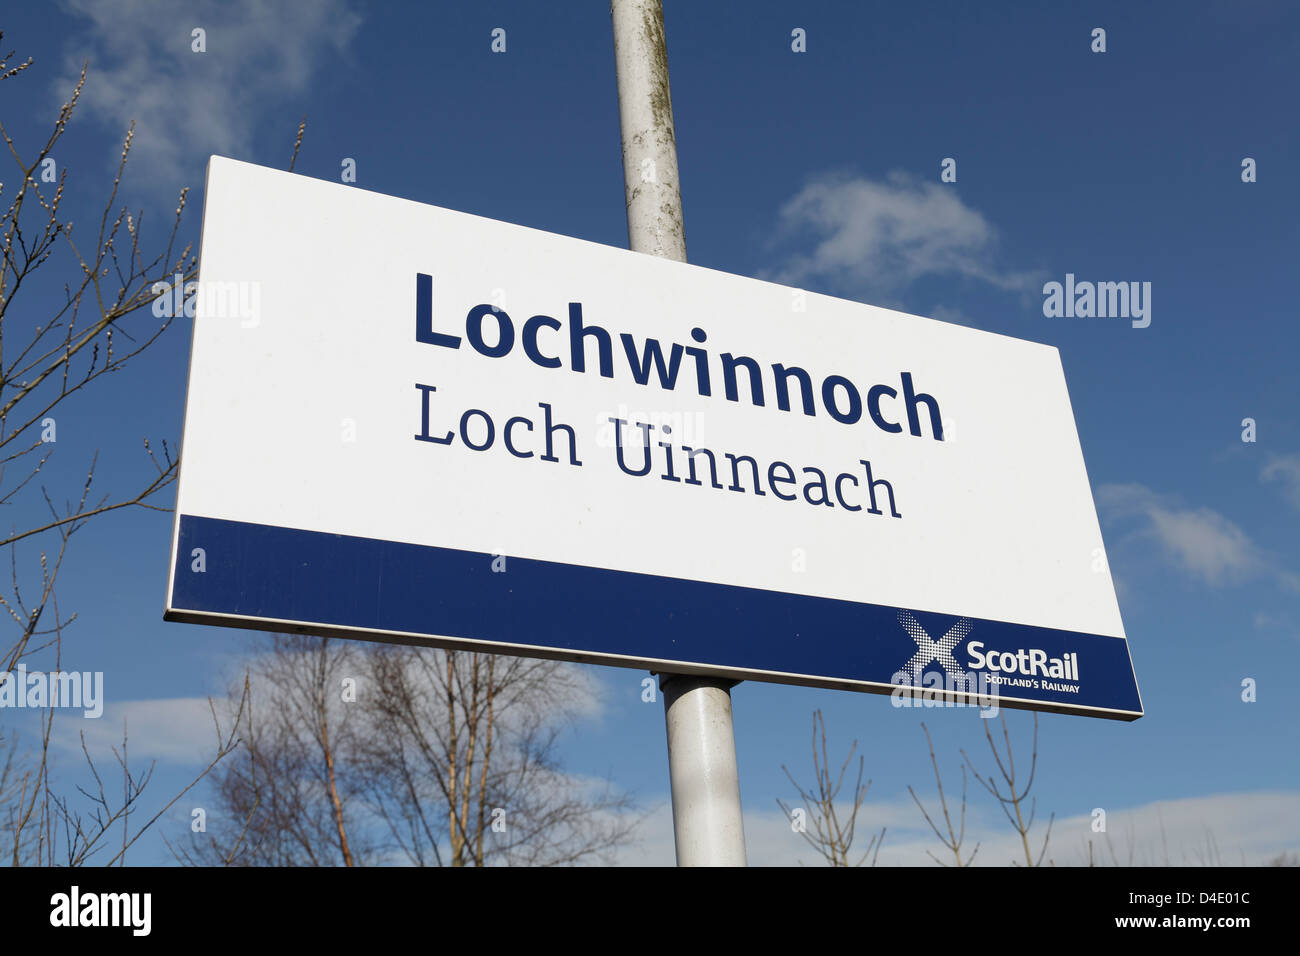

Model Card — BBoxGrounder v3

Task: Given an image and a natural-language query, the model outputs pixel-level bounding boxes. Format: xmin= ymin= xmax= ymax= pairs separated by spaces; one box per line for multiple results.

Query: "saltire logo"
xmin=897 ymin=610 xmax=972 ymax=681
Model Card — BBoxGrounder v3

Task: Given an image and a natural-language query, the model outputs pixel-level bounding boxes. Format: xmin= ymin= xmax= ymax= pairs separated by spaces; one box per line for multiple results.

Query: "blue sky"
xmin=1 ymin=0 xmax=1297 ymax=865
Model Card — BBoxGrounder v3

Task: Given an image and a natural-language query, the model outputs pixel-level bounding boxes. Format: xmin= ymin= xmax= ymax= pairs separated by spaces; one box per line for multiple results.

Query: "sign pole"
xmin=610 ymin=0 xmax=747 ymax=866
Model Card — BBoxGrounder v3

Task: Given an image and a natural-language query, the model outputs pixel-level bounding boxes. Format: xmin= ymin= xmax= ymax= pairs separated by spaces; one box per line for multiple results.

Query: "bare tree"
xmin=181 ymin=638 xmax=641 ymax=867
xmin=175 ymin=637 xmax=374 ymax=867
xmin=362 ymin=645 xmax=638 ymax=866
xmin=0 ymin=49 xmax=189 ymax=575
xmin=0 ymin=34 xmax=239 ymax=865
xmin=47 ymin=694 xmax=244 ymax=867
xmin=0 ymin=726 xmax=31 ymax=863
xmin=908 ymin=721 xmax=979 ymax=866
xmin=962 ymin=712 xmax=1053 ymax=867
xmin=777 ymin=709 xmax=884 ymax=866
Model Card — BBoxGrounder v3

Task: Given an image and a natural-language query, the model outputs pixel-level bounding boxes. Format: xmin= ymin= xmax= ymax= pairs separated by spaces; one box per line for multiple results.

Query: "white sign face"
xmin=166 ymin=157 xmax=1142 ymax=720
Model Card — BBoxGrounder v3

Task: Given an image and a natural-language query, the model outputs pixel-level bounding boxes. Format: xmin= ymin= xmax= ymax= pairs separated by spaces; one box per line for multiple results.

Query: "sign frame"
xmin=164 ymin=157 xmax=1143 ymax=722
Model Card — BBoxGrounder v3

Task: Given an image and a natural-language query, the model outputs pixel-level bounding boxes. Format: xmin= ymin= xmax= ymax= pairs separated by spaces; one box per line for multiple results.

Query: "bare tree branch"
xmin=777 ymin=709 xmax=884 ymax=867
xmin=962 ymin=712 xmax=1054 ymax=867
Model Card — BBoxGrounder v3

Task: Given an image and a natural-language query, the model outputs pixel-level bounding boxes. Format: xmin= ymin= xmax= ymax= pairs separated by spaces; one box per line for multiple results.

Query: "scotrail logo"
xmin=891 ymin=611 xmax=1083 ymax=707
xmin=891 ymin=612 xmax=997 ymax=716
xmin=966 ymin=641 xmax=1081 ymax=694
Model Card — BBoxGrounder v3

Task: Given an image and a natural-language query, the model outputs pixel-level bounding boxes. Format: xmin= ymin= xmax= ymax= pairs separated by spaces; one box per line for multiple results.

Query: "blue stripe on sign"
xmin=169 ymin=514 xmax=1142 ymax=717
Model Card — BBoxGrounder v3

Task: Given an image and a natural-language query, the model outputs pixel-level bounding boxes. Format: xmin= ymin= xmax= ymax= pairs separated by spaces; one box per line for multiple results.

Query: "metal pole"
xmin=659 ymin=674 xmax=747 ymax=866
xmin=611 ymin=0 xmax=687 ymax=262
xmin=611 ymin=0 xmax=747 ymax=867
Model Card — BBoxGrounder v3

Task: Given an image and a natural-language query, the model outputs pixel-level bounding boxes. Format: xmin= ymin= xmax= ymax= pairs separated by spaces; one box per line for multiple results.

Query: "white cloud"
xmin=1263 ymin=454 xmax=1300 ymax=511
xmin=766 ymin=171 xmax=1036 ymax=295
xmin=59 ymin=0 xmax=361 ymax=187
xmin=614 ymin=791 xmax=1300 ymax=866
xmin=1042 ymin=793 xmax=1300 ymax=867
xmin=1097 ymin=482 xmax=1297 ymax=591
xmin=611 ymin=798 xmax=962 ymax=867
xmin=1254 ymin=610 xmax=1291 ymax=631
xmin=55 ymin=696 xmax=224 ymax=764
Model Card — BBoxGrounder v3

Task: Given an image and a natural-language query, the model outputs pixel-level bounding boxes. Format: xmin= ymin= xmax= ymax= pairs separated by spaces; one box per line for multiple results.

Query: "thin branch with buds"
xmin=908 ymin=721 xmax=980 ymax=867
xmin=962 ymin=712 xmax=1054 ymax=867
xmin=778 ymin=709 xmax=884 ymax=867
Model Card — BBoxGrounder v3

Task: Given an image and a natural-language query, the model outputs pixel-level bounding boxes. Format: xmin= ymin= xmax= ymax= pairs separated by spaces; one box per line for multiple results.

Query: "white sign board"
xmin=166 ymin=157 xmax=1142 ymax=720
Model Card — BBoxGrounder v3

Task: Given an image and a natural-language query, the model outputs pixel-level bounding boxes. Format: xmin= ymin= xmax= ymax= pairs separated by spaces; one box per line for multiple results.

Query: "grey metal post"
xmin=658 ymin=674 xmax=747 ymax=866
xmin=611 ymin=0 xmax=747 ymax=867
